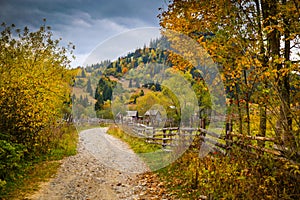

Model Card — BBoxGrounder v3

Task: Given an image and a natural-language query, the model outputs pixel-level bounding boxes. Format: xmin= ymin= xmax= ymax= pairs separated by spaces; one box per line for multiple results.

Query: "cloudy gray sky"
xmin=0 ymin=0 xmax=168 ymax=67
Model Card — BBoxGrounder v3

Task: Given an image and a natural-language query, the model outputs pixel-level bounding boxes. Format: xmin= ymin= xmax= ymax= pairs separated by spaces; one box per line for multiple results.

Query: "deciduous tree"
xmin=0 ymin=21 xmax=75 ymax=155
xmin=159 ymin=0 xmax=300 ymax=152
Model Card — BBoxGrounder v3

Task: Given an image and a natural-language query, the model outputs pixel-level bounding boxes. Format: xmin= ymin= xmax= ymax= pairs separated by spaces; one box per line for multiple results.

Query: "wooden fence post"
xmin=226 ymin=122 xmax=233 ymax=134
xmin=200 ymin=118 xmax=205 ymax=129
xmin=162 ymin=129 xmax=166 ymax=149
xmin=225 ymin=122 xmax=233 ymax=149
xmin=169 ymin=128 xmax=173 ymax=146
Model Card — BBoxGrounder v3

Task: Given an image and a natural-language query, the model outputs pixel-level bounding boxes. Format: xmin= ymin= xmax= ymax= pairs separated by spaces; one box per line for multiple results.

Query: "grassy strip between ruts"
xmin=0 ymin=124 xmax=78 ymax=199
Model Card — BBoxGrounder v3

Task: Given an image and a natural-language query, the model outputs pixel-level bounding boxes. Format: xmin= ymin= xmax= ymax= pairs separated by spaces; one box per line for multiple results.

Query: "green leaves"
xmin=0 ymin=140 xmax=24 ymax=185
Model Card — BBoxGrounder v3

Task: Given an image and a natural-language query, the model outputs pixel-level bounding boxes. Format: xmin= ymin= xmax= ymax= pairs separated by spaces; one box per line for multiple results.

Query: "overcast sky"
xmin=0 ymin=0 xmax=168 ymax=67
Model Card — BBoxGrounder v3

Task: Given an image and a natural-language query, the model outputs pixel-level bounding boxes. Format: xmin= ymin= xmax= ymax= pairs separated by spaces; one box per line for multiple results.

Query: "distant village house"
xmin=144 ymin=109 xmax=162 ymax=126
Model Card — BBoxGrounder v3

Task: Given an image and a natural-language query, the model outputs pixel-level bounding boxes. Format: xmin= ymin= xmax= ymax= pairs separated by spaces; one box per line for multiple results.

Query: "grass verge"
xmin=107 ymin=125 xmax=160 ymax=154
xmin=0 ymin=124 xmax=78 ymax=199
xmin=155 ymin=147 xmax=300 ymax=199
xmin=107 ymin=125 xmax=300 ymax=199
xmin=107 ymin=125 xmax=174 ymax=170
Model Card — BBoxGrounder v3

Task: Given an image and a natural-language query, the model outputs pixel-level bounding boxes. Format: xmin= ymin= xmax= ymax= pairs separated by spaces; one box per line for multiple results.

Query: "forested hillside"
xmin=73 ymin=36 xmax=212 ymax=126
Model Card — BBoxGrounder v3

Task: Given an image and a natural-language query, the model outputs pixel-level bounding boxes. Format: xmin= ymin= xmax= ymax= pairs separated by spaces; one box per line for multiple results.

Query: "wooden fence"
xmin=125 ymin=122 xmax=298 ymax=163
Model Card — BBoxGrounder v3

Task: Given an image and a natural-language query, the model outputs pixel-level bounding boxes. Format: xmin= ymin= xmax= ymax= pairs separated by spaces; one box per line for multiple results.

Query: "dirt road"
xmin=27 ymin=127 xmax=169 ymax=200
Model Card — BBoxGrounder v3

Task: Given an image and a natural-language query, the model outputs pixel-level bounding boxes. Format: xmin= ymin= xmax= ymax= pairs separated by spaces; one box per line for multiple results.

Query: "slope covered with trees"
xmin=92 ymin=38 xmax=212 ymax=125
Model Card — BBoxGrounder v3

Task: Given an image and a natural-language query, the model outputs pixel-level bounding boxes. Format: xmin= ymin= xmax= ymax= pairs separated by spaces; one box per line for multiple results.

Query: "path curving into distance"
xmin=27 ymin=127 xmax=161 ymax=200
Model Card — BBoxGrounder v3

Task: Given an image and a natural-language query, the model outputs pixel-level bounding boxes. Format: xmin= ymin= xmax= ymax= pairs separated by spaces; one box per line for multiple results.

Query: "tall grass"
xmin=157 ymin=146 xmax=300 ymax=199
xmin=97 ymin=125 xmax=300 ymax=199
xmin=0 ymin=124 xmax=78 ymax=199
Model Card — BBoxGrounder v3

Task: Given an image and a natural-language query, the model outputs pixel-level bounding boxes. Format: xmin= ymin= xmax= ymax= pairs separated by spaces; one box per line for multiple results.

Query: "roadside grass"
xmin=106 ymin=125 xmax=172 ymax=170
xmin=156 ymin=145 xmax=300 ymax=199
xmin=2 ymin=160 xmax=62 ymax=199
xmin=107 ymin=125 xmax=160 ymax=154
xmin=106 ymin=124 xmax=299 ymax=199
xmin=0 ymin=124 xmax=78 ymax=199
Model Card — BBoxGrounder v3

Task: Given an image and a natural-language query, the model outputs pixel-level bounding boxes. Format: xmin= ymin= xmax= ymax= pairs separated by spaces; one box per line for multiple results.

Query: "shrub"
xmin=0 ymin=140 xmax=25 ymax=190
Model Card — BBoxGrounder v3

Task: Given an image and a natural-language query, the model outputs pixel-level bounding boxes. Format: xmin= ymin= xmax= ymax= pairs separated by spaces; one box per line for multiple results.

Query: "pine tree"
xmin=81 ymin=69 xmax=86 ymax=78
xmin=103 ymin=84 xmax=112 ymax=101
xmin=83 ymin=95 xmax=89 ymax=107
xmin=86 ymin=78 xmax=93 ymax=96
xmin=95 ymin=95 xmax=104 ymax=111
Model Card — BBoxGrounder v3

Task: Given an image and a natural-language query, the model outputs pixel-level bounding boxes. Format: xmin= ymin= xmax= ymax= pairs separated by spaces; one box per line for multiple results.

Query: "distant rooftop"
xmin=126 ymin=111 xmax=138 ymax=117
xmin=145 ymin=109 xmax=160 ymax=116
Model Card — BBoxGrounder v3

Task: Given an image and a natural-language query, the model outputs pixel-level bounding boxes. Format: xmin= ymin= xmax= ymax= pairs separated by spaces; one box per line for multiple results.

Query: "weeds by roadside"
xmin=106 ymin=125 xmax=300 ymax=199
xmin=157 ymin=146 xmax=300 ymax=199
xmin=0 ymin=124 xmax=78 ymax=199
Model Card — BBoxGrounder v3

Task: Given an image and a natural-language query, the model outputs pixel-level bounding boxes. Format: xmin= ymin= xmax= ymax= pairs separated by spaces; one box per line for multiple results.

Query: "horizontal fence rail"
xmin=122 ymin=122 xmax=298 ymax=164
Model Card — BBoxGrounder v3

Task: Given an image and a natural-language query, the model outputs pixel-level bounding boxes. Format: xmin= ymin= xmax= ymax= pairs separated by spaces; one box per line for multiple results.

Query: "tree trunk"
xmin=235 ymin=84 xmax=243 ymax=134
xmin=243 ymin=69 xmax=250 ymax=136
xmin=281 ymin=0 xmax=296 ymax=151
xmin=262 ymin=0 xmax=296 ymax=151
xmin=259 ymin=105 xmax=267 ymax=147
xmin=255 ymin=0 xmax=267 ymax=146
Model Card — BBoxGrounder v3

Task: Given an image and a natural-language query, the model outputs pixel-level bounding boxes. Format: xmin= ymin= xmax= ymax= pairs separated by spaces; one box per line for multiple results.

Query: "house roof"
xmin=144 ymin=109 xmax=160 ymax=116
xmin=126 ymin=111 xmax=138 ymax=117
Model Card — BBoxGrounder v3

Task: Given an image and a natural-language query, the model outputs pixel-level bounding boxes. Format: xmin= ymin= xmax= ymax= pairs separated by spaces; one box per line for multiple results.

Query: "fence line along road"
xmin=123 ymin=122 xmax=299 ymax=164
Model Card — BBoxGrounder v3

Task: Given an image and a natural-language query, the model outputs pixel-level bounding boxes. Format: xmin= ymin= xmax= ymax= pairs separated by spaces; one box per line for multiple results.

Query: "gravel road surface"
xmin=27 ymin=127 xmax=170 ymax=200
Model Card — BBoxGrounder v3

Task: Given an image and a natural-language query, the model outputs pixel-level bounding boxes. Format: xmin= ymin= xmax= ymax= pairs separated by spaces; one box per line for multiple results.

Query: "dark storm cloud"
xmin=0 ymin=0 xmax=164 ymax=26
xmin=0 ymin=0 xmax=167 ymax=67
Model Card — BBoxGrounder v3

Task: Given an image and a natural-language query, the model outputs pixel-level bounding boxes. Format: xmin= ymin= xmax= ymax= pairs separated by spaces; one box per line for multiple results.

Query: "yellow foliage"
xmin=0 ymin=23 xmax=74 ymax=151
